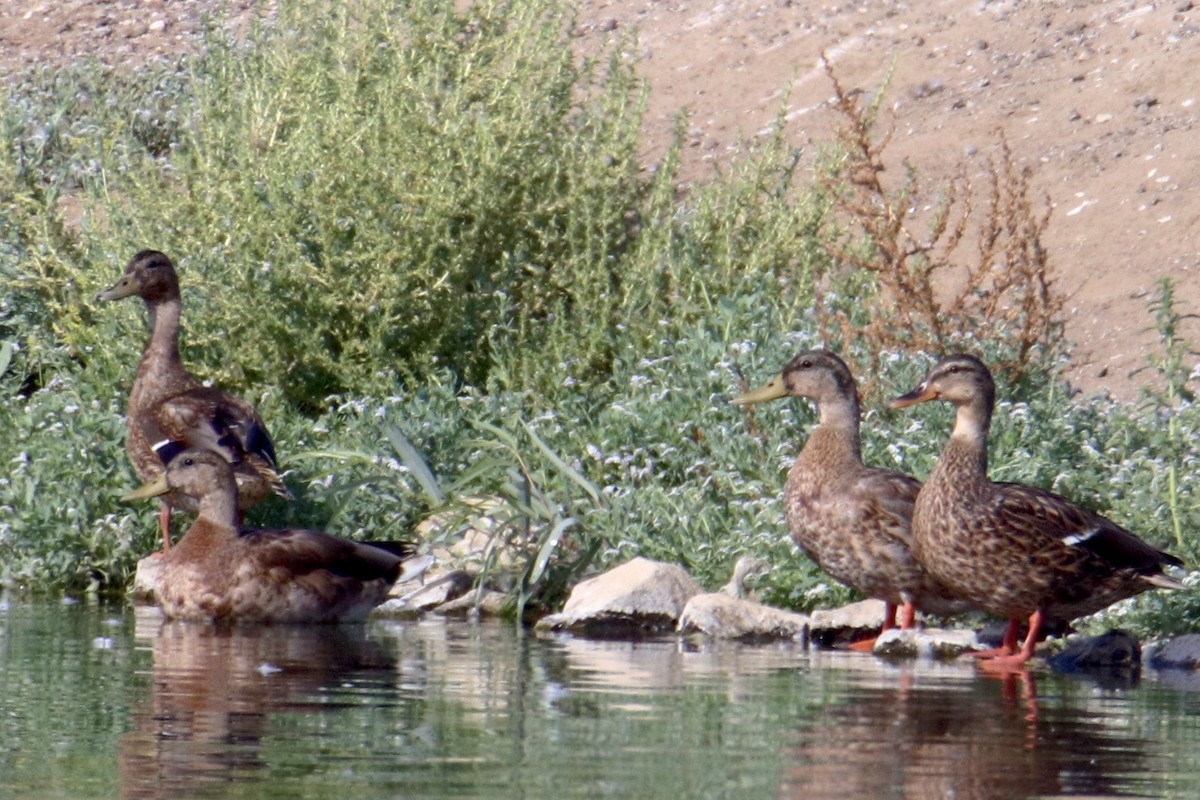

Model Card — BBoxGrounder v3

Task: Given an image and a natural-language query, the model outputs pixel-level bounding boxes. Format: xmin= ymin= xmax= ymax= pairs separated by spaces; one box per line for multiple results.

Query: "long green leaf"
xmin=385 ymin=423 xmax=445 ymax=504
xmin=521 ymin=421 xmax=601 ymax=504
xmin=526 ymin=516 xmax=575 ymax=588
xmin=473 ymin=420 xmax=522 ymax=451
xmin=288 ymin=448 xmax=378 ymax=466
xmin=0 ymin=341 xmax=13 ymax=378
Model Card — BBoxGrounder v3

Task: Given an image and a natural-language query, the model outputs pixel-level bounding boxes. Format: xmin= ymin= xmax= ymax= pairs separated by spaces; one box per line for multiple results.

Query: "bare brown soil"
xmin=5 ymin=0 xmax=1198 ymax=399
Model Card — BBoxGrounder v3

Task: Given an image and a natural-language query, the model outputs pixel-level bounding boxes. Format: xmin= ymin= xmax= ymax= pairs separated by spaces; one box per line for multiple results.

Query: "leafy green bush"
xmin=0 ymin=379 xmax=140 ymax=591
xmin=60 ymin=0 xmax=648 ymax=410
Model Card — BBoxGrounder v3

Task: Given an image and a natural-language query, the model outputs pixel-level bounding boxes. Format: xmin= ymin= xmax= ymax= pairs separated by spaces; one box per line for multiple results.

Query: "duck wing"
xmin=141 ymin=387 xmax=291 ymax=498
xmin=993 ymin=482 xmax=1182 ymax=574
xmin=851 ymin=469 xmax=921 ymax=548
xmin=243 ymin=528 xmax=405 ymax=583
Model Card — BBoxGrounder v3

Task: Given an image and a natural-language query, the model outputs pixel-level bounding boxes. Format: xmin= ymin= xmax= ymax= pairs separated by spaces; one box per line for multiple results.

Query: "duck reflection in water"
xmin=118 ymin=615 xmax=396 ymax=800
xmin=777 ymin=666 xmax=1159 ymax=800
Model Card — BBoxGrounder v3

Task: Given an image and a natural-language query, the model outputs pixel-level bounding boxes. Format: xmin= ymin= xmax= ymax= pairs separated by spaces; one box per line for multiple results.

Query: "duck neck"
xmin=131 ymin=296 xmax=193 ymax=409
xmin=932 ymin=399 xmax=992 ymax=490
xmin=146 ymin=296 xmax=183 ymax=365
xmin=196 ymin=485 xmax=241 ymax=531
xmin=797 ymin=395 xmax=863 ymax=472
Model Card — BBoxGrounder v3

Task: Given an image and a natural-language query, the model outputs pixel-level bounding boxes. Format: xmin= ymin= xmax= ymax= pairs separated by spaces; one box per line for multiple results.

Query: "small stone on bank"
xmin=1047 ymin=629 xmax=1142 ymax=671
xmin=678 ymin=593 xmax=808 ymax=641
xmin=535 ymin=557 xmax=703 ymax=637
xmin=872 ymin=627 xmax=982 ymax=659
xmin=809 ymin=599 xmax=886 ymax=648
xmin=1147 ymin=633 xmax=1200 ymax=670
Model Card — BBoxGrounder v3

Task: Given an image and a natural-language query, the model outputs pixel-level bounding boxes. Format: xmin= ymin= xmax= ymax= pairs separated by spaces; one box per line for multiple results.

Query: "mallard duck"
xmin=735 ymin=350 xmax=968 ymax=648
xmin=122 ymin=448 xmax=426 ymax=623
xmin=891 ymin=353 xmax=1184 ymax=668
xmin=97 ymin=250 xmax=291 ymax=551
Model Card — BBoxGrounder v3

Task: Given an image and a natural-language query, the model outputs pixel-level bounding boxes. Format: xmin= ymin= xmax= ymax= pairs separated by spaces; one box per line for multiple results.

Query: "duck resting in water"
xmin=123 ymin=448 xmax=428 ymax=623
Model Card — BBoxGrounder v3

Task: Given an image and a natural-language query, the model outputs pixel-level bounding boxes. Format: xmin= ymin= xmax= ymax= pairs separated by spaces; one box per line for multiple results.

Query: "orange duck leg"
xmin=847 ymin=601 xmax=907 ymax=652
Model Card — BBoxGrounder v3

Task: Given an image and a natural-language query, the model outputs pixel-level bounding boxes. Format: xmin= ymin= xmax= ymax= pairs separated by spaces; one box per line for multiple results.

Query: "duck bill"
xmin=889 ymin=383 xmax=938 ymax=409
xmin=96 ymin=278 xmax=138 ymax=302
xmin=120 ymin=473 xmax=170 ymax=502
xmin=733 ymin=376 xmax=788 ymax=406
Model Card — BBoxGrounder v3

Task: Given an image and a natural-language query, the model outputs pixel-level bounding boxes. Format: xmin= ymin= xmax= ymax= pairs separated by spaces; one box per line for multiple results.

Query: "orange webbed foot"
xmin=976 ymin=653 xmax=1034 ymax=673
xmin=846 ymin=637 xmax=879 ymax=653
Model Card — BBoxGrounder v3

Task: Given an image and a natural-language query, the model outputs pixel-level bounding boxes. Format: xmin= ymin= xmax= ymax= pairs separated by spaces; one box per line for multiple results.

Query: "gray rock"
xmin=433 ymin=588 xmax=508 ymax=618
xmin=809 ymin=599 xmax=886 ymax=648
xmin=130 ymin=556 xmax=163 ymax=602
xmin=374 ymin=568 xmax=474 ymax=617
xmin=678 ymin=592 xmax=808 ymax=641
xmin=873 ymin=627 xmax=982 ymax=659
xmin=1148 ymin=634 xmax=1200 ymax=670
xmin=535 ymin=557 xmax=704 ymax=637
xmin=1048 ymin=629 xmax=1141 ymax=671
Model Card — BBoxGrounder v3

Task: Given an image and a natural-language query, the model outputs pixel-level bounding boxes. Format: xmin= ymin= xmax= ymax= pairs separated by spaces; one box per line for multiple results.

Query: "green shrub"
xmin=61 ymin=0 xmax=648 ymax=410
xmin=0 ymin=378 xmax=141 ymax=592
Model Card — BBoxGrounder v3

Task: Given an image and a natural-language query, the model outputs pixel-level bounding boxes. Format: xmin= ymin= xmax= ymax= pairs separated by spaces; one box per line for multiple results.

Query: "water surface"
xmin=3 ymin=600 xmax=1200 ymax=799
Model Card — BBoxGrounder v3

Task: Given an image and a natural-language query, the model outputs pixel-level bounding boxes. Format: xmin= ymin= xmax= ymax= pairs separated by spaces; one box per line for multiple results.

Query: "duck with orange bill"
xmin=890 ymin=353 xmax=1184 ymax=669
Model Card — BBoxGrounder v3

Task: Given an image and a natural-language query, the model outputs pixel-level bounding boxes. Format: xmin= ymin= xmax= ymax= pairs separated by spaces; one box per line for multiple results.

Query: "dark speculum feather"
xmin=244 ymin=421 xmax=279 ymax=465
xmin=1071 ymin=525 xmax=1184 ymax=571
xmin=152 ymin=439 xmax=187 ymax=465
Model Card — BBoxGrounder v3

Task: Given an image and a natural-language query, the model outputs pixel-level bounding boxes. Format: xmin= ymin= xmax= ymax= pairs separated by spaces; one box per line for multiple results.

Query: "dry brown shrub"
xmin=813 ymin=59 xmax=1065 ymax=393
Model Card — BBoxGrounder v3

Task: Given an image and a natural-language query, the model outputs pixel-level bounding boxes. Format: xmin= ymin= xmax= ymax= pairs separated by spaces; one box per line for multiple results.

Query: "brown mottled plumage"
xmin=123 ymin=449 xmax=424 ymax=623
xmin=97 ymin=250 xmax=291 ymax=551
xmin=892 ymin=353 xmax=1184 ymax=668
xmin=735 ymin=350 xmax=968 ymax=646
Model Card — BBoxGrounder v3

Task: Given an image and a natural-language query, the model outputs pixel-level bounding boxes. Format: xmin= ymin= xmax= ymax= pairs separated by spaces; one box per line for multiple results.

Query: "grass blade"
xmin=385 ymin=423 xmax=445 ymax=505
xmin=521 ymin=421 xmax=601 ymax=504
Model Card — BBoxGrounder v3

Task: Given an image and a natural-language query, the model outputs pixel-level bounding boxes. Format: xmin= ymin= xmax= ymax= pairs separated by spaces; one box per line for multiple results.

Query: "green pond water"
xmin=3 ymin=600 xmax=1200 ymax=799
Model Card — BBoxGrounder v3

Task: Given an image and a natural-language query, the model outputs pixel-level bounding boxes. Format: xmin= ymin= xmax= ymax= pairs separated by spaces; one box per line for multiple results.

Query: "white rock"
xmin=809 ymin=598 xmax=887 ymax=647
xmin=130 ymin=556 xmax=163 ymax=601
xmin=872 ymin=627 xmax=982 ymax=659
xmin=535 ymin=557 xmax=704 ymax=636
xmin=678 ymin=592 xmax=808 ymax=641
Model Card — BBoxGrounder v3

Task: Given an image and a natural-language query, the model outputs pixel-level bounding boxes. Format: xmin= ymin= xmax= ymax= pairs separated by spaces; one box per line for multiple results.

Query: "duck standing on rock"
xmin=122 ymin=449 xmax=426 ymax=623
xmin=735 ymin=350 xmax=968 ymax=649
xmin=97 ymin=250 xmax=291 ymax=552
xmin=891 ymin=353 xmax=1185 ymax=669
